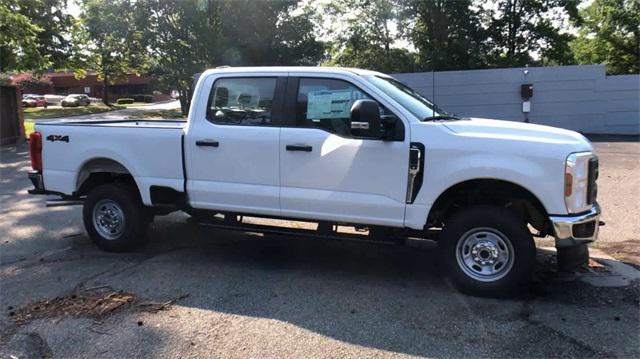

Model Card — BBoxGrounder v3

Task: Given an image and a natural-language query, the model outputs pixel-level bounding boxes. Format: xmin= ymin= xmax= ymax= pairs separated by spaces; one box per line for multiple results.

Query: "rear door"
xmin=279 ymin=74 xmax=410 ymax=227
xmin=186 ymin=73 xmax=286 ymax=216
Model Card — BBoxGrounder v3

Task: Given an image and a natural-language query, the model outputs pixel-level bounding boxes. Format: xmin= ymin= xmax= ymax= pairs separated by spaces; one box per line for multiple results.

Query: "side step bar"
xmin=197 ymin=219 xmax=406 ymax=246
xmin=46 ymin=199 xmax=84 ymax=207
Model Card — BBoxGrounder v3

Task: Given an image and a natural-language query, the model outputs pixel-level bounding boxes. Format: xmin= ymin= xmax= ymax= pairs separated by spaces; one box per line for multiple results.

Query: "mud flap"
xmin=557 ymin=244 xmax=590 ymax=272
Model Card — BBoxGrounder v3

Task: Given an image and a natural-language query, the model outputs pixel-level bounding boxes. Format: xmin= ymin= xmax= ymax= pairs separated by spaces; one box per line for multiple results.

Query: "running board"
xmin=46 ymin=199 xmax=84 ymax=207
xmin=197 ymin=219 xmax=405 ymax=246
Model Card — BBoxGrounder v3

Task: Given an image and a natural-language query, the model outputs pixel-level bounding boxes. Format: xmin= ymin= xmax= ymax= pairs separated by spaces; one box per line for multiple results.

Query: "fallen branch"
xmin=138 ymin=293 xmax=190 ymax=313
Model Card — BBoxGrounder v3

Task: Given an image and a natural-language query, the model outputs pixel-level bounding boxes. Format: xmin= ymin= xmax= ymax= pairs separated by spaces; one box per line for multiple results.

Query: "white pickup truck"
xmin=28 ymin=67 xmax=601 ymax=296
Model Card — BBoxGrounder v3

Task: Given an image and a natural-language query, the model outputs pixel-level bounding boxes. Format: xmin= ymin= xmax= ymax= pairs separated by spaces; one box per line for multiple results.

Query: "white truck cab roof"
xmin=200 ymin=66 xmax=388 ymax=77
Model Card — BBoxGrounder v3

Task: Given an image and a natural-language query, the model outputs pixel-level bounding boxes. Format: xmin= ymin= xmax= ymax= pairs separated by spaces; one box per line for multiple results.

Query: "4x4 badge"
xmin=46 ymin=135 xmax=69 ymax=143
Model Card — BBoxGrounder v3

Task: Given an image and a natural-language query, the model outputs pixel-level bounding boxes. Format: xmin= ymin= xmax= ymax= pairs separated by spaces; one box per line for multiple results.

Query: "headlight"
xmin=564 ymin=152 xmax=595 ymax=213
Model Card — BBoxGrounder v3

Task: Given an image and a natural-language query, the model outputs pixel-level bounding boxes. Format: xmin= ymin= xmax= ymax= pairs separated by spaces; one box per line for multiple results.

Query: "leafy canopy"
xmin=571 ymin=0 xmax=640 ymax=75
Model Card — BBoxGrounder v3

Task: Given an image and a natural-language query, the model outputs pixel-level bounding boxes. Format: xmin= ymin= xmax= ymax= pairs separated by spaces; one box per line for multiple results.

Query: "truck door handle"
xmin=286 ymin=144 xmax=312 ymax=152
xmin=196 ymin=140 xmax=219 ymax=147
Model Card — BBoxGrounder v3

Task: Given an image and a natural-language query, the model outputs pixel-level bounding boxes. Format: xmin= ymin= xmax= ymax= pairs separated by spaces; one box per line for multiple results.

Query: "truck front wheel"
xmin=441 ymin=205 xmax=535 ymax=297
xmin=83 ymin=183 xmax=148 ymax=252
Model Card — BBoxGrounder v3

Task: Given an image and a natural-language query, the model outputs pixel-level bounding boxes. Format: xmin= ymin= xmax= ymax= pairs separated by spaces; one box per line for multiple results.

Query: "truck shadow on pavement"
xmin=5 ymin=215 xmax=638 ymax=358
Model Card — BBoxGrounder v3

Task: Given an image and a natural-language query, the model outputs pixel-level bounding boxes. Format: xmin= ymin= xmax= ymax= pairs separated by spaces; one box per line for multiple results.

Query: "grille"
xmin=586 ymin=157 xmax=598 ymax=204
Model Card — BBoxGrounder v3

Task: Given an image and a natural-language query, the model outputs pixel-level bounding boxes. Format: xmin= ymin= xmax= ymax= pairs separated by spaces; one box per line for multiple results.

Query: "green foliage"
xmin=483 ymin=0 xmax=580 ymax=67
xmin=4 ymin=0 xmax=637 ymax=106
xmin=215 ymin=0 xmax=325 ymax=66
xmin=73 ymin=0 xmax=149 ymax=104
xmin=0 ymin=0 xmax=46 ymax=72
xmin=139 ymin=0 xmax=325 ymax=114
xmin=0 ymin=0 xmax=73 ymax=72
xmin=406 ymin=0 xmax=487 ymax=70
xmin=322 ymin=0 xmax=416 ymax=73
xmin=17 ymin=0 xmax=74 ymax=69
xmin=571 ymin=0 xmax=640 ymax=74
xmin=23 ymin=103 xmax=115 ymax=120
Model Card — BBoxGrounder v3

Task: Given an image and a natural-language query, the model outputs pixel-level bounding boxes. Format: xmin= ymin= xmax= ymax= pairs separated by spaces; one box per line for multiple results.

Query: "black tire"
xmin=83 ymin=183 xmax=148 ymax=252
xmin=440 ymin=205 xmax=535 ymax=297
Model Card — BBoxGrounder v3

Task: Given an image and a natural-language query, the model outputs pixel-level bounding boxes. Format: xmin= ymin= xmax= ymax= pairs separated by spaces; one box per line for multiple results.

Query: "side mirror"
xmin=350 ymin=99 xmax=381 ymax=138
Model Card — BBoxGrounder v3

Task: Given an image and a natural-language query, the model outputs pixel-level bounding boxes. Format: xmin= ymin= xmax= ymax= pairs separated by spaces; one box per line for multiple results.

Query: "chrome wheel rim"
xmin=92 ymin=199 xmax=125 ymax=240
xmin=455 ymin=228 xmax=514 ymax=282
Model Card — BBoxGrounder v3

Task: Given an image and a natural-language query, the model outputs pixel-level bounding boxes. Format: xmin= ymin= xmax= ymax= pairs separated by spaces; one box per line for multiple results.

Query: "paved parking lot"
xmin=1 ymin=140 xmax=639 ymax=358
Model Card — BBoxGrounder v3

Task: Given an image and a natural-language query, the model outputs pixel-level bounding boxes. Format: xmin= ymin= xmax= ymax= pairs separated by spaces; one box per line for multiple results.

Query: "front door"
xmin=279 ymin=76 xmax=410 ymax=227
xmin=186 ymin=75 xmax=285 ymax=216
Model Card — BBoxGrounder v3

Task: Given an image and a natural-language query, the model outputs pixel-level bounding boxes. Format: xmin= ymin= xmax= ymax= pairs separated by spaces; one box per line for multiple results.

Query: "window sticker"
xmin=307 ymin=90 xmax=364 ymax=120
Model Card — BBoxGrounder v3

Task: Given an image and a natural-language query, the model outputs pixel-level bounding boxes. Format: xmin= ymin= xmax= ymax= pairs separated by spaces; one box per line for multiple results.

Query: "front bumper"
xmin=549 ymin=203 xmax=601 ymax=248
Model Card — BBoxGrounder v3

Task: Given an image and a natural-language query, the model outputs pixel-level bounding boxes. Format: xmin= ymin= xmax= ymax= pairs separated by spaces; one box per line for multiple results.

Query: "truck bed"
xmin=36 ymin=119 xmax=186 ymax=205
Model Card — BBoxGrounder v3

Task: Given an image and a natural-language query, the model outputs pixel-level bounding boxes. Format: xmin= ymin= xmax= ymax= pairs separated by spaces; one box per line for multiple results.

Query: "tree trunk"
xmin=101 ymin=53 xmax=110 ymax=106
xmin=178 ymin=87 xmax=192 ymax=116
xmin=102 ymin=76 xmax=109 ymax=106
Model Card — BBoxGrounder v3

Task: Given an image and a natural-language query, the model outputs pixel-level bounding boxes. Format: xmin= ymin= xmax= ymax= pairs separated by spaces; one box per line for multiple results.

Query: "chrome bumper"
xmin=549 ymin=204 xmax=601 ymax=248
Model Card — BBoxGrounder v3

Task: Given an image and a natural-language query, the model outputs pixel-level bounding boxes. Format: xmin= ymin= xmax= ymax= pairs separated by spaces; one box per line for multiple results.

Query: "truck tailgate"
xmin=37 ymin=120 xmax=185 ymax=205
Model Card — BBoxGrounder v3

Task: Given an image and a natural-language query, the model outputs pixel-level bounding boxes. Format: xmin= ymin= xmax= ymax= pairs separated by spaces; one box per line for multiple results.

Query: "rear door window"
xmin=207 ymin=77 xmax=277 ymax=126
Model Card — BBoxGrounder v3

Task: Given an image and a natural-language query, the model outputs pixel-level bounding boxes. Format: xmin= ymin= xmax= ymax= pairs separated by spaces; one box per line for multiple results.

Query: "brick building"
xmin=12 ymin=72 xmax=158 ymax=101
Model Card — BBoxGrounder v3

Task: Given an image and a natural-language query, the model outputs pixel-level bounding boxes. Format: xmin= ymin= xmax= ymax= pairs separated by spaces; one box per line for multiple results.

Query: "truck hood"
xmin=439 ymin=118 xmax=593 ymax=151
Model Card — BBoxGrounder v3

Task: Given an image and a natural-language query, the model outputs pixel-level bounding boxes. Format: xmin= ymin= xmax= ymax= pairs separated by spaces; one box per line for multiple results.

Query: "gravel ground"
xmin=1 ymin=140 xmax=639 ymax=358
xmin=590 ymin=141 xmax=640 ymax=265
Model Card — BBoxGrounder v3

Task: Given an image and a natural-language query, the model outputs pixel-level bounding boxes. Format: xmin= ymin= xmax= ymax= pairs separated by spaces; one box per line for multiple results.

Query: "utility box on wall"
xmin=521 ymin=84 xmax=533 ymax=99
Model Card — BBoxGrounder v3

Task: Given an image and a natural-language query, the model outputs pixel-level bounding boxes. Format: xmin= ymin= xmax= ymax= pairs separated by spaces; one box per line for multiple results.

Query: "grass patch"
xmin=114 ymin=102 xmax=149 ymax=107
xmin=24 ymin=121 xmax=35 ymax=137
xmin=23 ymin=104 xmax=117 ymax=120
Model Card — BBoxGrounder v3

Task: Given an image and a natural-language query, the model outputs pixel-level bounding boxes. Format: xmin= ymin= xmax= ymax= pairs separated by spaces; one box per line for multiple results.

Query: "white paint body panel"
xmin=279 ymin=128 xmax=409 ymax=226
xmin=37 ymin=67 xmax=595 ymax=231
xmin=37 ymin=121 xmax=185 ymax=205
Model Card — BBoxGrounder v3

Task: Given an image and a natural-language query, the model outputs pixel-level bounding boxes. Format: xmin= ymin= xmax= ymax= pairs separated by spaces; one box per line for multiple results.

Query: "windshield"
xmin=363 ymin=75 xmax=445 ymax=120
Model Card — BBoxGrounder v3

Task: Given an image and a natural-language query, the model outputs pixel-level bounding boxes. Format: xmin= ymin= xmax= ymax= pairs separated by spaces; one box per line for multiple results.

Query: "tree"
xmin=76 ymin=0 xmax=148 ymax=105
xmin=484 ymin=0 xmax=580 ymax=67
xmin=220 ymin=1 xmax=326 ymax=66
xmin=0 ymin=0 xmax=73 ymax=72
xmin=17 ymin=0 xmax=74 ymax=70
xmin=322 ymin=0 xmax=416 ymax=73
xmin=138 ymin=0 xmax=214 ymax=114
xmin=571 ymin=0 xmax=640 ymax=75
xmin=405 ymin=0 xmax=487 ymax=71
xmin=140 ymin=0 xmax=326 ymax=115
xmin=0 ymin=0 xmax=46 ymax=72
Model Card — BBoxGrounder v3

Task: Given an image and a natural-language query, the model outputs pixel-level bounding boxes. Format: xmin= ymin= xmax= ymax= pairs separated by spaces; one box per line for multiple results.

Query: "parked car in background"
xmin=44 ymin=94 xmax=65 ymax=106
xmin=22 ymin=95 xmax=47 ymax=107
xmin=61 ymin=94 xmax=91 ymax=107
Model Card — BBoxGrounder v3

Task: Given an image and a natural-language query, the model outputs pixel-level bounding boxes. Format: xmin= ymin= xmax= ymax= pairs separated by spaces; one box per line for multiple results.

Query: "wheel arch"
xmin=75 ymin=157 xmax=140 ymax=197
xmin=426 ymin=178 xmax=550 ymax=233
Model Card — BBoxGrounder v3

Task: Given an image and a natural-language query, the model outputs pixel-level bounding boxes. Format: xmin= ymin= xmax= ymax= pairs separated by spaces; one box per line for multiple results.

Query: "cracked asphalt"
xmin=1 ymin=141 xmax=639 ymax=358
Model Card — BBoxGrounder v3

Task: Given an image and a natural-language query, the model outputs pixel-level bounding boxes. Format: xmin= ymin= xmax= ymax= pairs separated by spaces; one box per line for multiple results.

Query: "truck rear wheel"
xmin=440 ymin=205 xmax=535 ymax=297
xmin=83 ymin=183 xmax=148 ymax=252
